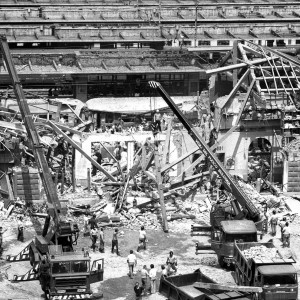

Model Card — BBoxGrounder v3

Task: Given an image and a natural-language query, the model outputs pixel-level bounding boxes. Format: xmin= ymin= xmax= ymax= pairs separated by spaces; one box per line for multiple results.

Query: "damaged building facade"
xmin=0 ymin=1 xmax=300 ymax=300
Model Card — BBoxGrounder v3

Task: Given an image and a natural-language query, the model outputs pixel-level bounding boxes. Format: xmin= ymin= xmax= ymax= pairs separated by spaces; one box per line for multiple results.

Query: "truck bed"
xmin=234 ymin=242 xmax=295 ymax=268
xmin=159 ymin=269 xmax=251 ymax=300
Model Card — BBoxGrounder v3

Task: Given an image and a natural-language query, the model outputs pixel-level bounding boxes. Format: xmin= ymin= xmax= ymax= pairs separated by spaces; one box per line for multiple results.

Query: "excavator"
xmin=0 ymin=36 xmax=103 ymax=299
xmin=148 ymin=81 xmax=263 ymax=267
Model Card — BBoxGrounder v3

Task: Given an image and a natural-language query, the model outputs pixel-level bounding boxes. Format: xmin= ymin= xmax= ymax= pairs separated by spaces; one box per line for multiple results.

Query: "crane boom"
xmin=0 ymin=36 xmax=61 ymax=222
xmin=148 ymin=81 xmax=259 ymax=220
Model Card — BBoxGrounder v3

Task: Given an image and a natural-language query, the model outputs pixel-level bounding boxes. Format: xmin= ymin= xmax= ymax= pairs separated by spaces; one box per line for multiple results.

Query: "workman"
xmin=279 ymin=217 xmax=287 ymax=242
xmin=269 ymin=210 xmax=278 ymax=236
xmin=282 ymin=222 xmax=291 ymax=247
xmin=166 ymin=251 xmax=177 ymax=275
xmin=39 ymin=256 xmax=50 ymax=292
xmin=137 ymin=225 xmax=147 ymax=252
xmin=149 ymin=264 xmax=157 ymax=294
xmin=88 ymin=214 xmax=98 ymax=230
xmin=141 ymin=265 xmax=149 ymax=291
xmin=127 ymin=250 xmax=137 ymax=279
xmin=161 ymin=265 xmax=168 ymax=278
xmin=111 ymin=228 xmax=120 ymax=255
xmin=90 ymin=227 xmax=98 ymax=252
xmin=17 ymin=216 xmax=24 ymax=242
xmin=99 ymin=227 xmax=104 ymax=253
xmin=134 ymin=282 xmax=144 ymax=300
xmin=153 ymin=110 xmax=162 ymax=132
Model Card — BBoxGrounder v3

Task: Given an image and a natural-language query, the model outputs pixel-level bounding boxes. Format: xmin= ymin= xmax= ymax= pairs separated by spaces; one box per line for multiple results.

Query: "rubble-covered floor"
xmin=1 ymin=193 xmax=300 ymax=300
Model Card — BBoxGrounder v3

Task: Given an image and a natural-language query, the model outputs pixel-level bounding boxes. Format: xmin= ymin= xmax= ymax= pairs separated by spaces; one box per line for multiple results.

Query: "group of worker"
xmin=269 ymin=210 xmax=291 ymax=247
xmin=84 ymin=214 xmax=106 ymax=253
xmin=132 ymin=251 xmax=178 ymax=299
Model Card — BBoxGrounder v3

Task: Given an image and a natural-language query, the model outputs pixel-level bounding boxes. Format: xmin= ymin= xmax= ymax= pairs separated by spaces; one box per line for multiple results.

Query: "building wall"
xmin=76 ymin=132 xmax=170 ymax=184
xmin=217 ymin=130 xmax=283 ymax=181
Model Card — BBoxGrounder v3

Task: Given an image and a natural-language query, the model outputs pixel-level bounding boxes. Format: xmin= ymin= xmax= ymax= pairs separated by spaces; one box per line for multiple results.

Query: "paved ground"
xmin=0 ymin=213 xmax=300 ymax=299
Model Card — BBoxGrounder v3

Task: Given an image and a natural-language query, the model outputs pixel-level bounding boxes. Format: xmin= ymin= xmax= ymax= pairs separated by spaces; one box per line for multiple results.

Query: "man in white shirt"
xmin=149 ymin=264 xmax=157 ymax=294
xmin=137 ymin=225 xmax=147 ymax=252
xmin=127 ymin=250 xmax=137 ymax=279
xmin=90 ymin=228 xmax=98 ymax=252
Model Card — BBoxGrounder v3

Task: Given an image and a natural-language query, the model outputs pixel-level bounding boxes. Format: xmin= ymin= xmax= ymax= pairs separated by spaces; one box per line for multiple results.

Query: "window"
xmin=224 ymin=233 xmax=257 ymax=243
xmin=263 ymin=274 xmax=297 ymax=285
xmin=70 ymin=261 xmax=89 ymax=273
xmin=198 ymin=40 xmax=210 ymax=46
xmin=217 ymin=40 xmax=230 ymax=46
xmin=52 ymin=262 xmax=70 ymax=274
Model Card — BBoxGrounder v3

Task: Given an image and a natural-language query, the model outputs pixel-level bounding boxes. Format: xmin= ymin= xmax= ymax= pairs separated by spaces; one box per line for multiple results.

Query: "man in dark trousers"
xmin=111 ymin=228 xmax=120 ymax=255
xmin=99 ymin=227 xmax=105 ymax=253
xmin=88 ymin=214 xmax=98 ymax=230
xmin=17 ymin=216 xmax=24 ymax=242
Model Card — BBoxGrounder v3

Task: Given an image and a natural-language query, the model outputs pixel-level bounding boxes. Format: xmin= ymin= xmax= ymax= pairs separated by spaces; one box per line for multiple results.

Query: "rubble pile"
xmin=242 ymin=245 xmax=278 ymax=261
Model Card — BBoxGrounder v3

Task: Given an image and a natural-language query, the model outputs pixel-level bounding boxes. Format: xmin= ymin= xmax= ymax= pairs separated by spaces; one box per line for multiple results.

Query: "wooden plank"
xmin=194 ymin=282 xmax=262 ymax=293
xmin=164 ymin=179 xmax=199 ymax=197
xmin=161 ymin=146 xmax=199 ymax=174
xmin=175 ymin=155 xmax=204 ymax=181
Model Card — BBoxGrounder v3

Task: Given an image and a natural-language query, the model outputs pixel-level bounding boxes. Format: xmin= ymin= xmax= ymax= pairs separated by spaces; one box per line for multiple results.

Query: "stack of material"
xmin=242 ymin=245 xmax=278 ymax=261
xmin=12 ymin=166 xmax=40 ymax=203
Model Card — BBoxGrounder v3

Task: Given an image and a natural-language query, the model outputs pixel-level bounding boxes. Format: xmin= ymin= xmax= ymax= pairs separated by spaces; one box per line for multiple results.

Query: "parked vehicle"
xmin=234 ymin=241 xmax=298 ymax=300
xmin=159 ymin=269 xmax=254 ymax=300
xmin=211 ymin=220 xmax=258 ymax=268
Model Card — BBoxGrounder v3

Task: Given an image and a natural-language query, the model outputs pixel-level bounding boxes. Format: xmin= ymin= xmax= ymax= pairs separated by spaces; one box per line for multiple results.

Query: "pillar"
xmin=127 ymin=141 xmax=134 ymax=172
xmin=74 ymin=76 xmax=88 ymax=102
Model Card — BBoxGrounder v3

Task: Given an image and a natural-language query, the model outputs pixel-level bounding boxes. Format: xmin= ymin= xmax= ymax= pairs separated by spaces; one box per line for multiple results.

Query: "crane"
xmin=148 ymin=81 xmax=260 ymax=222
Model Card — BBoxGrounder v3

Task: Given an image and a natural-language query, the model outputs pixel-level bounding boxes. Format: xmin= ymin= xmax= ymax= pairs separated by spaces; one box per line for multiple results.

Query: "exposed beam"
xmin=161 ymin=146 xmax=199 ymax=174
xmin=271 ymin=29 xmax=281 ymax=37
xmin=219 ymin=68 xmax=250 ymax=110
xmin=125 ymin=61 xmax=132 ymax=70
xmin=206 ymin=57 xmax=279 ymax=75
xmin=235 ymin=79 xmax=255 ymax=125
xmin=218 ymin=50 xmax=232 ymax=67
xmin=280 ymin=57 xmax=295 ymax=93
xmin=204 ymin=31 xmax=213 ymax=39
xmin=48 ymin=121 xmax=117 ymax=182
xmin=260 ymin=88 xmax=298 ymax=92
xmin=226 ymin=30 xmax=235 ymax=38
xmin=149 ymin=61 xmax=156 ymax=70
xmin=101 ymin=60 xmax=108 ymax=70
xmin=273 ymin=11 xmax=283 ymax=18
xmin=259 ymin=65 xmax=270 ymax=94
xmin=249 ymin=30 xmax=259 ymax=38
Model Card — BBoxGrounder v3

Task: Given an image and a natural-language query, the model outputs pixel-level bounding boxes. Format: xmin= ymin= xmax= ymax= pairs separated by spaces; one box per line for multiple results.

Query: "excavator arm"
xmin=0 ymin=36 xmax=61 ymax=229
xmin=148 ymin=81 xmax=260 ymax=221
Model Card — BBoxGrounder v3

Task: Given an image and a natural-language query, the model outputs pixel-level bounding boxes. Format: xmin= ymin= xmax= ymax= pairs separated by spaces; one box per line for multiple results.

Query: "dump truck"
xmin=159 ymin=268 xmax=257 ymax=300
xmin=234 ymin=241 xmax=298 ymax=300
xmin=210 ymin=220 xmax=258 ymax=268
